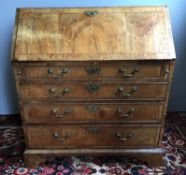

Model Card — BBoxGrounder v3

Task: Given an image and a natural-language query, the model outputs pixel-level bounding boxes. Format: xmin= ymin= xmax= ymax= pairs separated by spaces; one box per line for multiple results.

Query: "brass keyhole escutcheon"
xmin=86 ymin=105 xmax=100 ymax=113
xmin=86 ymin=84 xmax=100 ymax=93
xmin=87 ymin=126 xmax=99 ymax=134
xmin=84 ymin=10 xmax=98 ymax=17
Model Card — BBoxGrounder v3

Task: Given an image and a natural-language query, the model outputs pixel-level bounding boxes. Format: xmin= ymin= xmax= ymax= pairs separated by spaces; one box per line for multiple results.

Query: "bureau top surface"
xmin=11 ymin=6 xmax=176 ymax=61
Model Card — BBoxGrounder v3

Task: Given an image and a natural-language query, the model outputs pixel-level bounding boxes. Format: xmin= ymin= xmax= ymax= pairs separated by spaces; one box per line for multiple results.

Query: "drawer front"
xmin=14 ymin=61 xmax=169 ymax=81
xmin=25 ymin=125 xmax=160 ymax=148
xmin=23 ymin=103 xmax=163 ymax=123
xmin=20 ymin=83 xmax=166 ymax=101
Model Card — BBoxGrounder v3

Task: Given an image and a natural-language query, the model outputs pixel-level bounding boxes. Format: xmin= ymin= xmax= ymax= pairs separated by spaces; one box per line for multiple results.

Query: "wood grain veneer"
xmin=12 ymin=7 xmax=175 ymax=61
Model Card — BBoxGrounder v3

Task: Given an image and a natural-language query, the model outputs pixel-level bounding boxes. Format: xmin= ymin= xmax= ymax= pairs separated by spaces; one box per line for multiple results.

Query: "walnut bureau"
xmin=11 ymin=7 xmax=176 ymax=168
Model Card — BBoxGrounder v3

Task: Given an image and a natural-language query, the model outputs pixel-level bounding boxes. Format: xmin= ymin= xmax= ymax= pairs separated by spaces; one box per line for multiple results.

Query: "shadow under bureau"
xmin=11 ymin=7 xmax=176 ymax=168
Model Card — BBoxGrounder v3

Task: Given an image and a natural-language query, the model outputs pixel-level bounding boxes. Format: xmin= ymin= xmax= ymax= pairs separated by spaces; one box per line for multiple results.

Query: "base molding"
xmin=24 ymin=148 xmax=166 ymax=168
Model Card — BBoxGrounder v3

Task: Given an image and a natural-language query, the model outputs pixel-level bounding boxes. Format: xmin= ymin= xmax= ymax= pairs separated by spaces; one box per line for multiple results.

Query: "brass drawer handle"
xmin=115 ymin=132 xmax=133 ymax=141
xmin=86 ymin=84 xmax=100 ymax=93
xmin=48 ymin=67 xmax=69 ymax=79
xmin=62 ymin=88 xmax=70 ymax=95
xmin=85 ymin=66 xmax=101 ymax=75
xmin=48 ymin=88 xmax=56 ymax=94
xmin=118 ymin=65 xmax=139 ymax=78
xmin=116 ymin=86 xmax=138 ymax=97
xmin=88 ymin=126 xmax=99 ymax=134
xmin=52 ymin=108 xmax=70 ymax=118
xmin=48 ymin=88 xmax=70 ymax=96
xmin=116 ymin=107 xmax=135 ymax=117
xmin=84 ymin=10 xmax=98 ymax=17
xmin=53 ymin=132 xmax=71 ymax=141
xmin=86 ymin=105 xmax=100 ymax=113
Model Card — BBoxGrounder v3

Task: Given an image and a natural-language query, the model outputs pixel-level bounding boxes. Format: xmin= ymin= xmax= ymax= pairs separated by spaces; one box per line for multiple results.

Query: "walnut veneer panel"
xmin=24 ymin=124 xmax=160 ymax=148
xmin=11 ymin=7 xmax=175 ymax=61
xmin=20 ymin=83 xmax=167 ymax=101
xmin=22 ymin=102 xmax=164 ymax=124
xmin=14 ymin=61 xmax=170 ymax=81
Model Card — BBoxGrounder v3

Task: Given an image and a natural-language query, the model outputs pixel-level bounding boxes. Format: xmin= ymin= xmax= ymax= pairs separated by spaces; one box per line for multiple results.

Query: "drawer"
xmin=14 ymin=61 xmax=170 ymax=81
xmin=23 ymin=102 xmax=164 ymax=124
xmin=20 ymin=82 xmax=167 ymax=101
xmin=24 ymin=124 xmax=160 ymax=148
